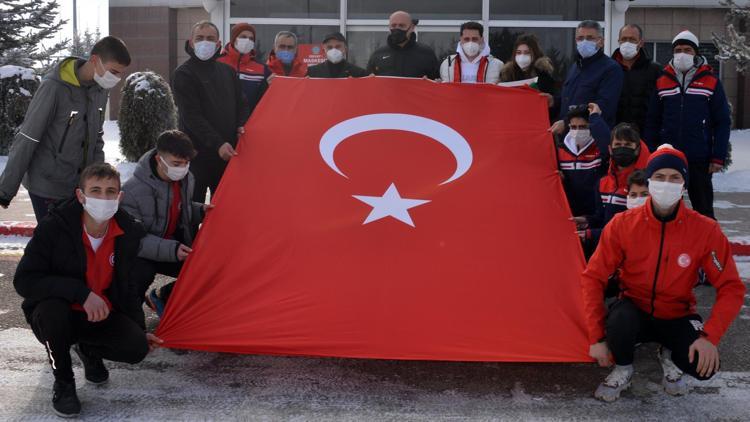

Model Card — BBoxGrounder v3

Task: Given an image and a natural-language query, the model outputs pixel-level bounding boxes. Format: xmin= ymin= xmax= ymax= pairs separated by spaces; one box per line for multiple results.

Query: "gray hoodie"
xmin=0 ymin=57 xmax=109 ymax=201
xmin=121 ymin=149 xmax=204 ymax=262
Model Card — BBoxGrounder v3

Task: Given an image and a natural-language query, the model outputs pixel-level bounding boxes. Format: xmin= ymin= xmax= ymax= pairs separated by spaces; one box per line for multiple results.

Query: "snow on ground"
xmin=102 ymin=120 xmax=136 ymax=182
xmin=736 ymin=256 xmax=750 ymax=279
xmin=714 ymin=129 xmax=750 ymax=193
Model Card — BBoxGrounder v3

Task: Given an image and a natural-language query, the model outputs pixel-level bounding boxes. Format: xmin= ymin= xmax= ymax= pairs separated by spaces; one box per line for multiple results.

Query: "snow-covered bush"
xmin=118 ymin=71 xmax=177 ymax=162
xmin=0 ymin=65 xmax=39 ymax=154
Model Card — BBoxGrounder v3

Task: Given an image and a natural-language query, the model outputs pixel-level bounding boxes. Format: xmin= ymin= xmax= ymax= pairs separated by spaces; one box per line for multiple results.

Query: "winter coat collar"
xmin=184 ymin=40 xmax=221 ymax=64
xmin=221 ymin=41 xmax=257 ymax=65
xmin=455 ymin=41 xmax=491 ymax=64
xmin=267 ymin=51 xmax=308 ymax=76
xmin=612 ymin=47 xmax=654 ymax=70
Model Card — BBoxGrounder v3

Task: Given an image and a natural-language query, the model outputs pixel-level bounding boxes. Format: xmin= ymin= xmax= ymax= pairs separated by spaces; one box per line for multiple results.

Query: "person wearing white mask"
xmin=0 ymin=37 xmax=131 ymax=221
xmin=439 ymin=22 xmax=502 ymax=84
xmin=121 ymin=130 xmax=213 ymax=316
xmin=499 ymin=33 xmax=556 ymax=120
xmin=612 ymin=24 xmax=661 ymax=132
xmin=644 ymin=30 xmax=731 ymax=219
xmin=582 ymin=144 xmax=745 ymax=402
xmin=173 ymin=20 xmax=251 ymax=204
xmin=549 ymin=20 xmax=623 ymax=134
xmin=218 ymin=23 xmax=271 ymax=116
xmin=625 ymin=170 xmax=649 ymax=210
xmin=308 ymin=32 xmax=368 ymax=78
xmin=14 ymin=163 xmax=163 ymax=417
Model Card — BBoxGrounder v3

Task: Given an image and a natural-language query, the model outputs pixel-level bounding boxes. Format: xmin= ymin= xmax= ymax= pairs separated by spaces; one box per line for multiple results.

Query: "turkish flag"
xmin=156 ymin=77 xmax=590 ymax=362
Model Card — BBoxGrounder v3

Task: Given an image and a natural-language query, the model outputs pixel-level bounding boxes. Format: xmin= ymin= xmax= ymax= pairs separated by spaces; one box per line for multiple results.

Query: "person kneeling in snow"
xmin=581 ymin=145 xmax=745 ymax=402
xmin=13 ymin=163 xmax=162 ymax=418
xmin=121 ymin=130 xmax=211 ymax=316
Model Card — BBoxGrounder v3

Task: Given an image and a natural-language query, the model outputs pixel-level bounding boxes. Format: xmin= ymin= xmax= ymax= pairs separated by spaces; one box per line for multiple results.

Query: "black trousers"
xmin=687 ymin=160 xmax=715 ymax=219
xmin=191 ymin=155 xmax=227 ymax=203
xmin=30 ymin=299 xmax=148 ymax=382
xmin=606 ymin=299 xmax=714 ymax=381
xmin=138 ymin=260 xmax=183 ymax=303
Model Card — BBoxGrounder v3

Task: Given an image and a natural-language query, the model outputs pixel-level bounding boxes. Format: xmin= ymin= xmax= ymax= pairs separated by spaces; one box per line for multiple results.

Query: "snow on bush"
xmin=118 ymin=71 xmax=177 ymax=162
xmin=0 ymin=65 xmax=39 ymax=154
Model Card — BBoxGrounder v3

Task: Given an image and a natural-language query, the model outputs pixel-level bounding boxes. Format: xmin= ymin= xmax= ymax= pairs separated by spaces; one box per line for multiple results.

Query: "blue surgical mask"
xmin=576 ymin=40 xmax=599 ymax=59
xmin=276 ymin=50 xmax=295 ymax=64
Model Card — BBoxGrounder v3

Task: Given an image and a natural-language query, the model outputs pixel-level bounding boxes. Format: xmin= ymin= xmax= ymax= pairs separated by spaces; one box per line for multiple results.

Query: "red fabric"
xmin=452 ymin=56 xmax=489 ymax=83
xmin=218 ymin=42 xmax=264 ymax=72
xmin=165 ymin=181 xmax=181 ymax=239
xmin=72 ymin=218 xmax=123 ymax=312
xmin=657 ymin=64 xmax=718 ymax=92
xmin=581 ymin=199 xmax=745 ymax=345
xmin=156 ymin=77 xmax=590 ymax=362
xmin=598 ymin=140 xmax=651 ymax=198
xmin=267 ymin=51 xmax=308 ymax=77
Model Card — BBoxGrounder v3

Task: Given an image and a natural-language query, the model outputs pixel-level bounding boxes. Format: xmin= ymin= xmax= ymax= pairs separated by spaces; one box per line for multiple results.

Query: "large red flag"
xmin=156 ymin=77 xmax=591 ymax=362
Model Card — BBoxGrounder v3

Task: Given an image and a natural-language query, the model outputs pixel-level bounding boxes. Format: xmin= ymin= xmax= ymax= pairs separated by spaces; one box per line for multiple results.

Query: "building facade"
xmin=109 ymin=0 xmax=748 ymax=127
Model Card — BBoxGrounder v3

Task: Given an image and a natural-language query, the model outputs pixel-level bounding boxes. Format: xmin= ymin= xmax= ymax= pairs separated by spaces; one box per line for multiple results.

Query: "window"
xmin=490 ymin=0 xmax=604 ymax=21
xmin=246 ymin=25 xmax=340 ymax=62
xmin=230 ymin=0 xmax=339 ymax=19
xmin=347 ymin=0 xmax=482 ymax=20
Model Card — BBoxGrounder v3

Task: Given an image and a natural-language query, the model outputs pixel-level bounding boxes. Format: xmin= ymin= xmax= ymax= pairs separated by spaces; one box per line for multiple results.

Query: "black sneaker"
xmin=52 ymin=379 xmax=81 ymax=418
xmin=73 ymin=344 xmax=109 ymax=385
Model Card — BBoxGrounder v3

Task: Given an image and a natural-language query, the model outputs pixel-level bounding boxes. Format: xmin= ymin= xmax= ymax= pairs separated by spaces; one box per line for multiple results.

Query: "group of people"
xmin=0 ymin=8 xmax=745 ymax=417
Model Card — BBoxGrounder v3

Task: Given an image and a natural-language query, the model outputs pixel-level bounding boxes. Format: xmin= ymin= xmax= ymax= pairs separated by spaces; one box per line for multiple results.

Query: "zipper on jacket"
xmin=650 ymin=221 xmax=667 ymax=315
xmin=58 ymin=111 xmax=78 ymax=153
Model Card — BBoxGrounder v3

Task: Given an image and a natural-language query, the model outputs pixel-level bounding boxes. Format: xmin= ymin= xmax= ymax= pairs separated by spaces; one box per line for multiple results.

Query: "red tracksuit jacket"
xmin=581 ymin=198 xmax=745 ymax=345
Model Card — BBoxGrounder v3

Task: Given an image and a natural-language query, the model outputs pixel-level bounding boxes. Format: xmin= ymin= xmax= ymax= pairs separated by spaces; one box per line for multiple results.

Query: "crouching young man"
xmin=121 ymin=130 xmax=209 ymax=316
xmin=581 ymin=145 xmax=745 ymax=402
xmin=13 ymin=163 xmax=163 ymax=418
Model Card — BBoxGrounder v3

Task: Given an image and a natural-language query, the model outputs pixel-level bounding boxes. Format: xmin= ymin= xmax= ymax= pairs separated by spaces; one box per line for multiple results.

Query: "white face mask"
xmin=461 ymin=41 xmax=481 ymax=57
xmin=83 ymin=195 xmax=119 ymax=223
xmin=160 ymin=156 xmax=190 ymax=181
xmin=234 ymin=38 xmax=255 ymax=54
xmin=672 ymin=52 xmax=695 ymax=73
xmin=194 ymin=40 xmax=218 ymax=61
xmin=569 ymin=129 xmax=591 ymax=147
xmin=626 ymin=195 xmax=648 ymax=210
xmin=515 ymin=53 xmax=532 ymax=69
xmin=619 ymin=42 xmax=638 ymax=60
xmin=93 ymin=57 xmax=121 ymax=90
xmin=326 ymin=48 xmax=344 ymax=64
xmin=648 ymin=179 xmax=684 ymax=209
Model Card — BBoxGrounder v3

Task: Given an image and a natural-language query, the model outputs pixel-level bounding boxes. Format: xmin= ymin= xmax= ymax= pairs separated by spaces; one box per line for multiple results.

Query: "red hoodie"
xmin=581 ymin=198 xmax=745 ymax=345
xmin=267 ymin=51 xmax=308 ymax=77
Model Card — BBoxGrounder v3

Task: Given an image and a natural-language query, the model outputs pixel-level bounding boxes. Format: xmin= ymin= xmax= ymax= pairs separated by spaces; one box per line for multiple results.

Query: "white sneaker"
xmin=658 ymin=347 xmax=688 ymax=396
xmin=594 ymin=365 xmax=633 ymax=402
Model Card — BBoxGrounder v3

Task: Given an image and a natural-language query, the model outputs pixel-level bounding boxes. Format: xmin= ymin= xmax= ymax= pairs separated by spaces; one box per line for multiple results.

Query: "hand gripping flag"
xmin=156 ymin=77 xmax=591 ymax=362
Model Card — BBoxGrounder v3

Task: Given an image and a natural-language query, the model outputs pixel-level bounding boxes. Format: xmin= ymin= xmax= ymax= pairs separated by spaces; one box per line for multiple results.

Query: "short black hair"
xmin=460 ymin=21 xmax=484 ymax=38
xmin=610 ymin=123 xmax=641 ymax=145
xmin=156 ymin=130 xmax=197 ymax=160
xmin=627 ymin=169 xmax=648 ymax=190
xmin=79 ymin=163 xmax=121 ymax=191
xmin=91 ymin=36 xmax=131 ymax=66
xmin=565 ymin=104 xmax=590 ymax=124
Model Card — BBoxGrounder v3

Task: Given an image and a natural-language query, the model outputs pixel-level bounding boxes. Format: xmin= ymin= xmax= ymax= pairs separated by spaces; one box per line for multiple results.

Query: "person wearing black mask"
xmin=366 ymin=11 xmax=439 ymax=79
xmin=573 ymin=123 xmax=651 ymax=257
xmin=172 ymin=20 xmax=250 ymax=203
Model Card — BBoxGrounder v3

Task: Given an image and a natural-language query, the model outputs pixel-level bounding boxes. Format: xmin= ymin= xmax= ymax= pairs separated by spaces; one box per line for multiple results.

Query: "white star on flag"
xmin=353 ymin=183 xmax=431 ymax=227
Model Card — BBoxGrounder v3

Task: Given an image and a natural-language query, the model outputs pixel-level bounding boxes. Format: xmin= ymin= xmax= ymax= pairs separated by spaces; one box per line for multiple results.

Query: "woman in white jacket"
xmin=439 ymin=22 xmax=503 ymax=84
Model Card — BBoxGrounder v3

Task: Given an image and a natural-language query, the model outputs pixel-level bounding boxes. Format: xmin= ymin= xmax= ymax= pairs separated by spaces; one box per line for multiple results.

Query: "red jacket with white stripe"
xmin=218 ymin=43 xmax=271 ymax=114
xmin=581 ymin=199 xmax=745 ymax=345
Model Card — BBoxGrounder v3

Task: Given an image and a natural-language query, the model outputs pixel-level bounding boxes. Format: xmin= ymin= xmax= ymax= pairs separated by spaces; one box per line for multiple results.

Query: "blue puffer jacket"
xmin=559 ymin=49 xmax=624 ymax=126
xmin=643 ymin=61 xmax=731 ymax=165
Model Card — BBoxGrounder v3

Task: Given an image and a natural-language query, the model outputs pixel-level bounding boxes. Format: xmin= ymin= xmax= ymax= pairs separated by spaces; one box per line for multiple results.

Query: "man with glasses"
xmin=550 ymin=20 xmax=623 ymax=134
xmin=366 ymin=10 xmax=439 ymax=79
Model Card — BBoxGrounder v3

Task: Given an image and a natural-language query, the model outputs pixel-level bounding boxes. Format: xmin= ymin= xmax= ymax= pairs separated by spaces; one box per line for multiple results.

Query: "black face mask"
xmin=612 ymin=147 xmax=638 ymax=167
xmin=387 ymin=28 xmax=409 ymax=46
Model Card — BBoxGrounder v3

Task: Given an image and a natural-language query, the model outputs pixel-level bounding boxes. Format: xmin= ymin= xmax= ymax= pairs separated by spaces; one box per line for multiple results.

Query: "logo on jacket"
xmin=689 ymin=319 xmax=704 ymax=332
xmin=677 ymin=253 xmax=691 ymax=268
xmin=711 ymin=251 xmax=724 ymax=272
xmin=109 ymin=253 xmax=115 ymax=267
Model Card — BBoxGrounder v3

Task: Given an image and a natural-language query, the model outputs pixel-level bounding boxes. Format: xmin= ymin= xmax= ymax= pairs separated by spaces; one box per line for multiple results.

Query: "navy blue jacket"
xmin=559 ymin=49 xmax=624 ymax=127
xmin=643 ymin=62 xmax=731 ymax=165
xmin=557 ymin=113 xmax=611 ymax=217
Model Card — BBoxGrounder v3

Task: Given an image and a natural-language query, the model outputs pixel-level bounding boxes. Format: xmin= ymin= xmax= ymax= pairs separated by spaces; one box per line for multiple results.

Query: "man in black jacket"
xmin=612 ymin=24 xmax=662 ymax=132
xmin=366 ymin=11 xmax=439 ymax=79
xmin=308 ymin=32 xmax=368 ymax=78
xmin=173 ymin=20 xmax=251 ymax=203
xmin=14 ymin=163 xmax=161 ymax=418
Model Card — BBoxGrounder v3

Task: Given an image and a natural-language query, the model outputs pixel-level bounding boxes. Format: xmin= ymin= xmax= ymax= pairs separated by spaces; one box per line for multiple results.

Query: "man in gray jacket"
xmin=0 ymin=36 xmax=131 ymax=220
xmin=121 ymin=130 xmax=209 ymax=316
